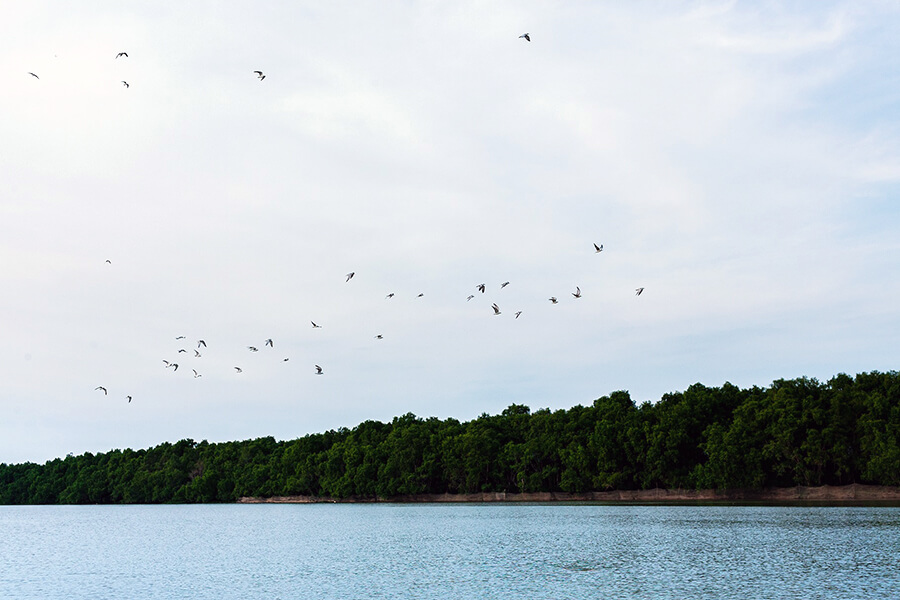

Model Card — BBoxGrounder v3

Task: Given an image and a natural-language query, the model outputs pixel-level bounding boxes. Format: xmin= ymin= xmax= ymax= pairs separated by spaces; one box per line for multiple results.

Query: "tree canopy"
xmin=2 ymin=371 xmax=899 ymax=504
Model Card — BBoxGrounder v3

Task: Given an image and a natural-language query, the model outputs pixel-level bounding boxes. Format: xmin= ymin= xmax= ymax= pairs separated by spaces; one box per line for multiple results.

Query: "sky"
xmin=2 ymin=1 xmax=900 ymax=465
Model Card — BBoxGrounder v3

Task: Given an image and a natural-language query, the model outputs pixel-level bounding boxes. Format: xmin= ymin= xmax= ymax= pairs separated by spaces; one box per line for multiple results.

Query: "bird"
xmin=283 ymin=358 xmax=289 ymax=362
xmin=28 ymin=72 xmax=39 ymax=79
xmin=95 ymin=386 xmax=107 ymax=395
xmin=311 ymin=321 xmax=322 ymax=328
xmin=176 ymin=336 xmax=185 ymax=340
xmin=492 ymin=303 xmax=501 ymax=315
xmin=177 ymin=349 xmax=186 ymax=353
xmin=417 ymin=293 xmax=424 ymax=298
xmin=194 ymin=350 xmax=201 ymax=357
xmin=248 ymin=346 xmax=258 ymax=352
xmin=477 ymin=283 xmax=486 ymax=293
xmin=519 ymin=33 xmax=531 ymax=41
xmin=193 ymin=369 xmax=201 ymax=378
xmin=549 ymin=297 xmax=558 ymax=304
xmin=635 ymin=287 xmax=644 ymax=296
xmin=572 ymin=286 xmax=582 ymax=298
xmin=116 ymin=52 xmax=128 ymax=58
xmin=105 ymin=259 xmax=111 ymax=264
xmin=121 ymin=81 xmax=129 ymax=88
xmin=501 ymin=282 xmax=510 ymax=289
xmin=466 ymin=295 xmax=475 ymax=301
xmin=594 ymin=243 xmax=603 ymax=253
xmin=126 ymin=396 xmax=132 ymax=403
xmin=234 ymin=367 xmax=242 ymax=373
xmin=169 ymin=363 xmax=179 ymax=371
xmin=346 ymin=272 xmax=355 ymax=282
xmin=375 ymin=334 xmax=383 ymax=339
xmin=253 ymin=70 xmax=265 ymax=80
xmin=385 ymin=293 xmax=394 ymax=299
xmin=515 ymin=311 xmax=522 ymax=319
xmin=197 ymin=340 xmax=206 ymax=348
xmin=315 ymin=365 xmax=323 ymax=375
xmin=162 ymin=360 xmax=170 ymax=367
xmin=265 ymin=339 xmax=273 ymax=347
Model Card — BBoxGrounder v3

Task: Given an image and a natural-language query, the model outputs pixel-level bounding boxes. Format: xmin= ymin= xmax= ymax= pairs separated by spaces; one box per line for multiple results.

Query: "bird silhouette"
xmin=234 ymin=367 xmax=242 ymax=373
xmin=248 ymin=346 xmax=258 ymax=352
xmin=501 ymin=282 xmax=510 ymax=289
xmin=311 ymin=321 xmax=322 ymax=328
xmin=116 ymin=52 xmax=128 ymax=58
xmin=175 ymin=336 xmax=185 ymax=340
xmin=492 ymin=303 xmax=501 ymax=315
xmin=594 ymin=243 xmax=603 ymax=253
xmin=515 ymin=311 xmax=522 ymax=319
xmin=126 ymin=395 xmax=132 ymax=403
xmin=386 ymin=293 xmax=394 ymax=299
xmin=375 ymin=334 xmax=383 ymax=339
xmin=572 ymin=286 xmax=582 ymax=298
xmin=315 ymin=365 xmax=323 ymax=375
xmin=197 ymin=340 xmax=206 ymax=348
xmin=121 ymin=81 xmax=129 ymax=88
xmin=467 ymin=295 xmax=475 ymax=301
xmin=519 ymin=33 xmax=531 ymax=41
xmin=95 ymin=386 xmax=107 ymax=395
xmin=477 ymin=283 xmax=486 ymax=293
xmin=635 ymin=287 xmax=644 ymax=296
xmin=346 ymin=272 xmax=355 ymax=282
xmin=194 ymin=350 xmax=201 ymax=357
xmin=28 ymin=72 xmax=39 ymax=79
xmin=193 ymin=369 xmax=201 ymax=378
xmin=549 ymin=297 xmax=558 ymax=304
xmin=265 ymin=339 xmax=273 ymax=347
xmin=253 ymin=70 xmax=265 ymax=80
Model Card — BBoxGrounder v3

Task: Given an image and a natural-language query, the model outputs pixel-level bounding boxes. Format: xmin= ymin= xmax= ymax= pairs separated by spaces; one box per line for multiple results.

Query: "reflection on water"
xmin=0 ymin=504 xmax=898 ymax=599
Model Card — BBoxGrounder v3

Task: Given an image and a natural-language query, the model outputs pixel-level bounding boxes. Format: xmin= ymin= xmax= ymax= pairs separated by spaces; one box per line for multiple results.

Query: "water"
xmin=0 ymin=504 xmax=898 ymax=599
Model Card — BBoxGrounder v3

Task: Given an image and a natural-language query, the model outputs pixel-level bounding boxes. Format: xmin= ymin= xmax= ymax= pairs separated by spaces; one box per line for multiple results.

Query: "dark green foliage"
xmin=2 ymin=370 xmax=899 ymax=503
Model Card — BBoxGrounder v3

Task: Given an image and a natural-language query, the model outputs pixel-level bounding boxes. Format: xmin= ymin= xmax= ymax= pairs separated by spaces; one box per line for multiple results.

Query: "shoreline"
xmin=238 ymin=483 xmax=900 ymax=505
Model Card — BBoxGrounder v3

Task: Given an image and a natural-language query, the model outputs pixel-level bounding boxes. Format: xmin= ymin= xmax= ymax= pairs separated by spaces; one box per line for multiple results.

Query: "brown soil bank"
xmin=238 ymin=484 xmax=900 ymax=504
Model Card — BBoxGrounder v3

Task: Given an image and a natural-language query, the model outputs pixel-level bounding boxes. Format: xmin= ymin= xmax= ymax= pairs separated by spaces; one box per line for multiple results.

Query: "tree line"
xmin=1 ymin=370 xmax=898 ymax=504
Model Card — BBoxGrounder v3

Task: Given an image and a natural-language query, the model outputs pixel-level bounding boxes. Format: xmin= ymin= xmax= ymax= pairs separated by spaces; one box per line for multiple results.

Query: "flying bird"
xmin=28 ymin=72 xmax=39 ymax=79
xmin=105 ymin=259 xmax=111 ymax=264
xmin=248 ymin=346 xmax=258 ymax=352
xmin=194 ymin=350 xmax=201 ymax=357
xmin=197 ymin=340 xmax=206 ymax=348
xmin=519 ymin=33 xmax=531 ymax=41
xmin=515 ymin=311 xmax=522 ymax=319
xmin=126 ymin=396 xmax=132 ymax=403
xmin=466 ymin=295 xmax=475 ymax=301
xmin=549 ymin=297 xmax=558 ymax=304
xmin=253 ymin=70 xmax=265 ymax=80
xmin=283 ymin=358 xmax=289 ymax=362
xmin=311 ymin=321 xmax=322 ymax=328
xmin=492 ymin=303 xmax=501 ymax=315
xmin=265 ymin=339 xmax=273 ymax=347
xmin=176 ymin=336 xmax=185 ymax=340
xmin=385 ymin=293 xmax=394 ymax=299
xmin=95 ymin=386 xmax=107 ymax=395
xmin=121 ymin=81 xmax=129 ymax=88
xmin=162 ymin=360 xmax=170 ymax=367
xmin=477 ymin=283 xmax=486 ymax=293
xmin=169 ymin=363 xmax=179 ymax=371
xmin=315 ymin=365 xmax=323 ymax=375
xmin=346 ymin=272 xmax=355 ymax=282
xmin=177 ymin=349 xmax=186 ymax=353
xmin=234 ymin=367 xmax=242 ymax=373
xmin=116 ymin=52 xmax=128 ymax=58
xmin=572 ymin=286 xmax=582 ymax=298
xmin=417 ymin=293 xmax=424 ymax=298
xmin=635 ymin=287 xmax=644 ymax=296
xmin=500 ymin=282 xmax=510 ymax=289
xmin=193 ymin=369 xmax=201 ymax=378
xmin=375 ymin=334 xmax=383 ymax=340
xmin=594 ymin=243 xmax=603 ymax=253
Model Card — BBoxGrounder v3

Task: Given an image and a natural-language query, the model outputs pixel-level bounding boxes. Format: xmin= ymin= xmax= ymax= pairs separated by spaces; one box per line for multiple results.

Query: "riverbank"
xmin=238 ymin=483 xmax=900 ymax=504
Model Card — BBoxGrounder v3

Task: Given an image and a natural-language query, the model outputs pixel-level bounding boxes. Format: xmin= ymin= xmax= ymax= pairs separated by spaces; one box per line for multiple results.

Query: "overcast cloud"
xmin=2 ymin=1 xmax=899 ymax=464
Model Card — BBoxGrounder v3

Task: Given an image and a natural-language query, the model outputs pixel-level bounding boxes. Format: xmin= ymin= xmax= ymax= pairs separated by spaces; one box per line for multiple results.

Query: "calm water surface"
xmin=0 ymin=504 xmax=898 ymax=599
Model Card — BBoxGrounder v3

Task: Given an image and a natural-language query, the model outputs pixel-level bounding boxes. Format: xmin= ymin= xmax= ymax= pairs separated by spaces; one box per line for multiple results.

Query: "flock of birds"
xmin=94 ymin=240 xmax=644 ymax=403
xmin=37 ymin=35 xmax=646 ymax=403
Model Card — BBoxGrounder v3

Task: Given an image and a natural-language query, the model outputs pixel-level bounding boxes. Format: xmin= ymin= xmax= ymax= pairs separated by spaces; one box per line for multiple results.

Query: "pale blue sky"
xmin=2 ymin=1 xmax=899 ymax=464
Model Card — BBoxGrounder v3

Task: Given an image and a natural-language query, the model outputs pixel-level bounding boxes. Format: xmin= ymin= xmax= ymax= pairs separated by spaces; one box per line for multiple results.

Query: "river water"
xmin=0 ymin=504 xmax=897 ymax=599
